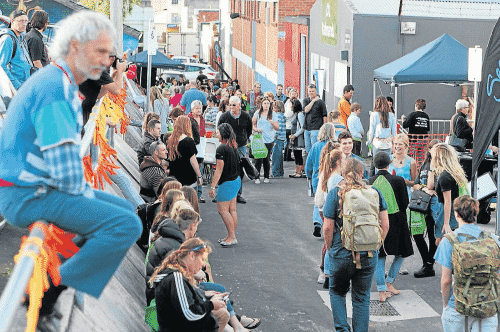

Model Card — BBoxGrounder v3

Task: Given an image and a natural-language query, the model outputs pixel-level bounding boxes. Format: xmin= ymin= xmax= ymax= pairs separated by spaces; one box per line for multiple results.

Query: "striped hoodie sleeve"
xmin=172 ymin=271 xmax=214 ymax=321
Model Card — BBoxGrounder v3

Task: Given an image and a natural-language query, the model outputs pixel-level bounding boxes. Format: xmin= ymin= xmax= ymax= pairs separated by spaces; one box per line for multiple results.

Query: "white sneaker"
xmin=255 ymin=179 xmax=261 ymax=184
xmin=264 ymin=178 xmax=270 ymax=183
xmin=317 ymin=272 xmax=326 ymax=284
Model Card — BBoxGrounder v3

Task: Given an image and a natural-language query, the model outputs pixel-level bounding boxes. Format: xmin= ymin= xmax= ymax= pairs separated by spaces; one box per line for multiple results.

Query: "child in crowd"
xmin=347 ymin=103 xmax=364 ymax=156
xmin=328 ymin=110 xmax=347 ymax=141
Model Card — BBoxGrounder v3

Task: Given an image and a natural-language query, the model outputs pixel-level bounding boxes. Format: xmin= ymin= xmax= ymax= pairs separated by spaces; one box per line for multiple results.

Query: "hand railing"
xmin=0 ymin=221 xmax=48 ymax=332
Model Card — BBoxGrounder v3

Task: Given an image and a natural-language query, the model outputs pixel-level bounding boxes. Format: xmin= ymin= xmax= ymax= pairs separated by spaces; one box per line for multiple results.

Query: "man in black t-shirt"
xmin=401 ymin=99 xmax=430 ymax=135
xmin=79 ymin=47 xmax=127 ymax=126
xmin=25 ymin=10 xmax=49 ymax=69
xmin=196 ymin=70 xmax=208 ymax=85
xmin=302 ymin=84 xmax=327 ymax=156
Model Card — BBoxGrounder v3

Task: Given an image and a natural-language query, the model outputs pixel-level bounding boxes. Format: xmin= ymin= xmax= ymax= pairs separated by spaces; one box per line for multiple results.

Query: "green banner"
xmin=320 ymin=0 xmax=338 ymax=46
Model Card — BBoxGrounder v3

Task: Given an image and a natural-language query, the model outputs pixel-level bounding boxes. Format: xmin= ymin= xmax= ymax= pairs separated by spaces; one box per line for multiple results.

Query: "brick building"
xmin=229 ymin=0 xmax=314 ymax=94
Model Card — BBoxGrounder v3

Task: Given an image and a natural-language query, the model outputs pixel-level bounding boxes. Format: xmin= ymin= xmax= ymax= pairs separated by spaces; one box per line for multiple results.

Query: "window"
xmin=172 ymin=0 xmax=178 ymax=4
xmin=241 ymin=0 xmax=245 ymax=16
xmin=274 ymin=2 xmax=278 ymax=22
xmin=171 ymin=13 xmax=181 ymax=23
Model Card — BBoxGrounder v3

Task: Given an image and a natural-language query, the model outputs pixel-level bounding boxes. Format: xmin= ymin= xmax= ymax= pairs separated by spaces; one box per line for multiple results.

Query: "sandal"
xmin=240 ymin=316 xmax=261 ymax=329
xmin=289 ymin=173 xmax=301 ymax=178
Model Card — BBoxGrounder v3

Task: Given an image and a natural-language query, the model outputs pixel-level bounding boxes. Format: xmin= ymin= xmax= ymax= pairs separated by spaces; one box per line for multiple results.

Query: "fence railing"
xmin=0 ymin=221 xmax=48 ymax=332
xmin=398 ymin=119 xmax=451 ymax=135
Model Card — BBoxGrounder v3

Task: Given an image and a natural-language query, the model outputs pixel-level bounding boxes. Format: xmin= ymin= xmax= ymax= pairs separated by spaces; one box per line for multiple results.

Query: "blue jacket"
xmin=0 ymin=29 xmax=31 ymax=89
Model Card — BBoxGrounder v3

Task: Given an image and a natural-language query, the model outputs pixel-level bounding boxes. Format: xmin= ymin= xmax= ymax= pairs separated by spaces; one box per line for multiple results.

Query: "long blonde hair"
xmin=167 ymin=116 xmax=193 ymax=160
xmin=430 ymin=143 xmax=468 ymax=188
xmin=149 ymin=238 xmax=211 ymax=286
xmin=318 ymin=142 xmax=342 ymax=192
xmin=338 ymin=158 xmax=367 ymax=217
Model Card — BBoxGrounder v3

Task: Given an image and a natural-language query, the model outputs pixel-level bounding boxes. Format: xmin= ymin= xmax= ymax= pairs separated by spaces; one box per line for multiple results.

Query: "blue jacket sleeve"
xmin=305 ymin=145 xmax=315 ymax=179
xmin=295 ymin=112 xmax=305 ymax=137
xmin=0 ymin=36 xmax=20 ymax=89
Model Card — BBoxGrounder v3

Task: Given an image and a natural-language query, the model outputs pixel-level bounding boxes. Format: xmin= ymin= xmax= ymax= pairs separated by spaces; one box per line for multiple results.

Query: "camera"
xmin=112 ymin=57 xmax=130 ymax=71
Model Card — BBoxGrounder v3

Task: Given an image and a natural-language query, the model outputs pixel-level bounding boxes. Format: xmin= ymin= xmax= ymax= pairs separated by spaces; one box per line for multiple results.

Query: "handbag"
xmin=408 ymin=189 xmax=432 ymax=214
xmin=250 ymin=133 xmax=268 ymax=159
xmin=448 ymin=135 xmax=467 ymax=152
xmin=240 ymin=156 xmax=259 ymax=180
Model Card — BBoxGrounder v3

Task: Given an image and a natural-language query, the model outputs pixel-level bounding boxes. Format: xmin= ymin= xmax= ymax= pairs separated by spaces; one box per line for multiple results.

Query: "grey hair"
xmin=191 ymin=100 xmax=203 ymax=110
xmin=49 ymin=11 xmax=115 ymax=61
xmin=229 ymin=96 xmax=241 ymax=105
xmin=149 ymin=141 xmax=165 ymax=156
xmin=455 ymin=99 xmax=469 ymax=112
xmin=317 ymin=123 xmax=336 ymax=142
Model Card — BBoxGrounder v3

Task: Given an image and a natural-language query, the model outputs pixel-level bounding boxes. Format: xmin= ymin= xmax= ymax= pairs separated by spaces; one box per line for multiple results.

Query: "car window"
xmin=186 ymin=66 xmax=202 ymax=72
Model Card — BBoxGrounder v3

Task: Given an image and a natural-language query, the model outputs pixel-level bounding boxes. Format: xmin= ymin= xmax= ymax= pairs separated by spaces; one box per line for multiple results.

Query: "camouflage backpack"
xmin=446 ymin=231 xmax=500 ymax=319
xmin=341 ymin=186 xmax=383 ymax=269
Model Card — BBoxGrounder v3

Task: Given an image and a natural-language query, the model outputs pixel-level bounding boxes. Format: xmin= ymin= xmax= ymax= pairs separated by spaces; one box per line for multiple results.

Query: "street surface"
xmin=1 ymin=160 xmax=499 ymax=331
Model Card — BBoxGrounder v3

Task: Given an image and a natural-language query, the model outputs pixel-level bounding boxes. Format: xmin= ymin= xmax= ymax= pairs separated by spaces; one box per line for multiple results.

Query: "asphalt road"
xmin=1 ymin=160 xmax=500 ymax=331
xmin=198 ymin=160 xmax=500 ymax=332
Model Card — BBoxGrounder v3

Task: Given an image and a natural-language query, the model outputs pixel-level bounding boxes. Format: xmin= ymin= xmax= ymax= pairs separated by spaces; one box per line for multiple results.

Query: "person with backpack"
xmin=323 ymin=158 xmax=389 ymax=331
xmin=0 ymin=9 xmax=33 ymax=89
xmin=369 ymin=151 xmax=413 ymax=302
xmin=431 ymin=143 xmax=468 ymax=244
xmin=435 ymin=195 xmax=500 ymax=332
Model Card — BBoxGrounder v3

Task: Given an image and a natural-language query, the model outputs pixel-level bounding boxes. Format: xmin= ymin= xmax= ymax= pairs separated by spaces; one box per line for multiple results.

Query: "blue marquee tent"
xmin=373 ymin=33 xmax=468 ymax=83
xmin=130 ymin=51 xmax=185 ymax=70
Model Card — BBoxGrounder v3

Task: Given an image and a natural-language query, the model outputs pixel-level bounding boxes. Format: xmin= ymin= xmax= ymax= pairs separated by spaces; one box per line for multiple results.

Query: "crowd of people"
xmin=2 ymin=7 xmax=500 ymax=332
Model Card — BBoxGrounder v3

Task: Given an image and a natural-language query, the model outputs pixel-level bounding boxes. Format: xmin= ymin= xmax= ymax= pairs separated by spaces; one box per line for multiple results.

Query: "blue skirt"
xmin=217 ymin=177 xmax=241 ymax=202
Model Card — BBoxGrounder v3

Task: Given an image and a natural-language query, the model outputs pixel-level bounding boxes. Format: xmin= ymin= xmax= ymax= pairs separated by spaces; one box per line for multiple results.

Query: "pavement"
xmin=197 ymin=160 xmax=500 ymax=332
xmin=1 ymin=159 xmax=499 ymax=331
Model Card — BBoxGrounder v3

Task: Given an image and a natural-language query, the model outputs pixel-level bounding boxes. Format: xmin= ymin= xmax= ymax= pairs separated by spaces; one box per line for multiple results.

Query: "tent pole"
xmin=473 ymin=80 xmax=478 ymax=122
xmin=497 ymin=129 xmax=500 ymax=236
xmin=373 ymin=80 xmax=376 ymax=110
xmin=394 ymin=85 xmax=398 ymax=120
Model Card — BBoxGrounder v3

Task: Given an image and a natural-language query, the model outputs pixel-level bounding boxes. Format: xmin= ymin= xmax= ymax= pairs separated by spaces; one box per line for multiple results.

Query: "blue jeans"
xmin=430 ymin=196 xmax=458 ymax=238
xmin=199 ymin=282 xmax=235 ymax=317
xmin=271 ymin=139 xmax=284 ymax=177
xmin=304 ymin=130 xmax=319 ymax=155
xmin=374 ymin=255 xmax=405 ymax=291
xmin=313 ymin=205 xmax=322 ymax=227
xmin=109 ymin=168 xmax=145 ymax=207
xmin=329 ymin=249 xmax=377 ymax=332
xmin=442 ymin=305 xmax=498 ymax=332
xmin=0 ymin=185 xmax=142 ymax=298
xmin=237 ymin=146 xmax=247 ymax=197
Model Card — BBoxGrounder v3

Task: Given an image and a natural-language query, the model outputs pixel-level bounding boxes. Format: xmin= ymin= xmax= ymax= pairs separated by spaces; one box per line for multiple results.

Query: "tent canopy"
xmin=373 ymin=34 xmax=468 ymax=84
xmin=129 ymin=51 xmax=185 ymax=70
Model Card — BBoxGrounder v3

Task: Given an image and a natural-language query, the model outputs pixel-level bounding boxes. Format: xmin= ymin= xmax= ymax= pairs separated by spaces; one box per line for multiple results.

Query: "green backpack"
xmin=371 ymin=175 xmax=399 ymax=215
xmin=446 ymin=231 xmax=500 ymax=319
xmin=251 ymin=133 xmax=268 ymax=159
xmin=341 ymin=186 xmax=383 ymax=269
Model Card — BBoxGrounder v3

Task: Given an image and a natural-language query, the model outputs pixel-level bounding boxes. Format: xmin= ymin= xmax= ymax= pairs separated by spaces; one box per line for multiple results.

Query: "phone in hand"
xmin=222 ymin=292 xmax=231 ymax=302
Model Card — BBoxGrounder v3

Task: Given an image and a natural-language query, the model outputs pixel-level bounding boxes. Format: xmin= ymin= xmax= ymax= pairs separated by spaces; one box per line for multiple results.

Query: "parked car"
xmin=171 ymin=56 xmax=198 ymax=64
xmin=160 ymin=69 xmax=185 ymax=83
xmin=181 ymin=63 xmax=220 ymax=81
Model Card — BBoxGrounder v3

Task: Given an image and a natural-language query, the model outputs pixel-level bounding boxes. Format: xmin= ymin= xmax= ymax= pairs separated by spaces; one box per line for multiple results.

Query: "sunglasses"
xmin=230 ymin=103 xmax=238 ymax=106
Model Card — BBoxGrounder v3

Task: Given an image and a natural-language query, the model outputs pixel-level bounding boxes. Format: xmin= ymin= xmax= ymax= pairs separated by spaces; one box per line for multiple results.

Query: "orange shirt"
xmin=338 ymin=97 xmax=351 ymax=127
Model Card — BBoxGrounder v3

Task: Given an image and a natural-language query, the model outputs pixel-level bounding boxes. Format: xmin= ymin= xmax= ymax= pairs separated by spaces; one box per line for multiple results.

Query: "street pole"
xmin=110 ymin=0 xmax=124 ymax=53
xmin=146 ymin=21 xmax=152 ymax=114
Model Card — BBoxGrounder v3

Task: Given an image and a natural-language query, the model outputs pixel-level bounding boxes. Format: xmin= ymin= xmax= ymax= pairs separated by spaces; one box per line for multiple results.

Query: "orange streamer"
xmin=14 ymin=222 xmax=79 ymax=332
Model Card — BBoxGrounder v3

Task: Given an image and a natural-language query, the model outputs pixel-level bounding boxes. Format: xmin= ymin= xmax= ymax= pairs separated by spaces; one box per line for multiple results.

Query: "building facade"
xmin=230 ymin=0 xmax=315 ymax=93
xmin=309 ymin=0 xmax=500 ymax=131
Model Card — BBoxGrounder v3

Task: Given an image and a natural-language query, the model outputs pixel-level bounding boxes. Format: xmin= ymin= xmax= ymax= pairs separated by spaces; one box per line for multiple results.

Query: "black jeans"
xmin=413 ymin=214 xmax=437 ymax=265
xmin=255 ymin=143 xmax=274 ymax=179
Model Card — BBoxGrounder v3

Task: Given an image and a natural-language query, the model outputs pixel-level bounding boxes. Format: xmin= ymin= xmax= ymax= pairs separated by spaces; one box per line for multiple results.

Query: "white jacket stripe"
xmin=174 ymin=272 xmax=206 ymax=321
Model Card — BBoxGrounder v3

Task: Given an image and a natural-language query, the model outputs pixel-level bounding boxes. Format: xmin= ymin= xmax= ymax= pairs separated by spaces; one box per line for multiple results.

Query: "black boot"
xmin=414 ymin=262 xmax=436 ymax=278
xmin=323 ymin=276 xmax=330 ymax=289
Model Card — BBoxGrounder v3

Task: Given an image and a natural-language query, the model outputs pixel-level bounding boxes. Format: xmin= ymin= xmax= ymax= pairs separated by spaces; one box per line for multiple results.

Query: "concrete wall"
xmin=309 ymin=0 xmax=498 ymax=131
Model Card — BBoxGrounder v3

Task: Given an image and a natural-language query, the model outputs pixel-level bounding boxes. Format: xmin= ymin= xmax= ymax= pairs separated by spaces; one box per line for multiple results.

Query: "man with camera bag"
xmin=79 ymin=46 xmax=127 ymax=126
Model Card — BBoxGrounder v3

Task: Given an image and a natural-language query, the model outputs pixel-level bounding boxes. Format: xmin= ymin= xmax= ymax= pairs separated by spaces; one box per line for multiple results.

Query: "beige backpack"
xmin=341 ymin=186 xmax=383 ymax=268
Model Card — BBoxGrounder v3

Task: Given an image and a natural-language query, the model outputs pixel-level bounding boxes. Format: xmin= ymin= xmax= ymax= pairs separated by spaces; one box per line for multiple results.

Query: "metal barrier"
xmin=398 ymin=119 xmax=451 ymax=135
xmin=0 ymin=221 xmax=48 ymax=332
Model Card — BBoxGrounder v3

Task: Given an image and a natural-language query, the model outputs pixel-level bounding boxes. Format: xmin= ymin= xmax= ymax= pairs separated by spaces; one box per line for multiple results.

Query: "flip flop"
xmin=241 ymin=316 xmax=261 ymax=329
xmin=219 ymin=239 xmax=238 ymax=247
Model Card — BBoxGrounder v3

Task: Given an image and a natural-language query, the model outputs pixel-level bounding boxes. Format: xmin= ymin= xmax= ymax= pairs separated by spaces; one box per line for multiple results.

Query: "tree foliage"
xmin=79 ymin=0 xmax=142 ymax=19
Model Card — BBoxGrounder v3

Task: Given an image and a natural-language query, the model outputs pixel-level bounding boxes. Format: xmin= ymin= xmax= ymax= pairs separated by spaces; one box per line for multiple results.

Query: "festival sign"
xmin=320 ymin=0 xmax=338 ymax=46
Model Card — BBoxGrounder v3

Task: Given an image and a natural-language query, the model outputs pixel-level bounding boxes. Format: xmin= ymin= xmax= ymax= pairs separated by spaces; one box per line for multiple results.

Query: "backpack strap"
xmin=0 ymin=33 xmax=17 ymax=60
